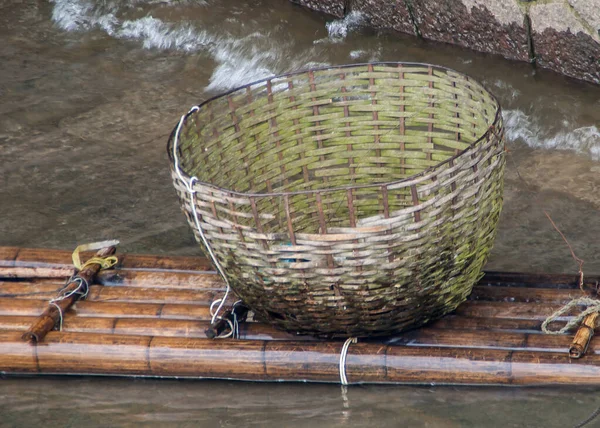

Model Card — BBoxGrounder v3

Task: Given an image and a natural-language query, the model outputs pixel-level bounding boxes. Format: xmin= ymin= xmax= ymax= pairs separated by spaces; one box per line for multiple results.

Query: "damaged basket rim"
xmin=167 ymin=61 xmax=502 ymax=198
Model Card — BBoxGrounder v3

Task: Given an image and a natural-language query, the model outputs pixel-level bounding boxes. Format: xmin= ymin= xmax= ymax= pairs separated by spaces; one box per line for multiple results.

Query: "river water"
xmin=1 ymin=0 xmax=600 ymax=426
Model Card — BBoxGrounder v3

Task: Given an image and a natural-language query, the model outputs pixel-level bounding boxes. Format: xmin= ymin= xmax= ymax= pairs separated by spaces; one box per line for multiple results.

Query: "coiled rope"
xmin=542 ymin=297 xmax=600 ymax=335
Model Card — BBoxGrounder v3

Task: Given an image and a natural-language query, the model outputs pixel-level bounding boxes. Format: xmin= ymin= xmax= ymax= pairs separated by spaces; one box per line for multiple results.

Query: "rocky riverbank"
xmin=290 ymin=0 xmax=600 ymax=85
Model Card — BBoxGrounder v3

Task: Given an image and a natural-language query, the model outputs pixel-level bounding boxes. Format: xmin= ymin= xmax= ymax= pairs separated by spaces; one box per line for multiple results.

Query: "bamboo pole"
xmin=115 ymin=253 xmax=213 ymax=271
xmin=21 ymin=246 xmax=116 ymax=343
xmin=470 ymin=286 xmax=593 ymax=304
xmin=0 ymin=298 xmax=215 ymax=320
xmin=0 ymin=298 xmax=583 ymax=325
xmin=96 ymin=270 xmax=224 ymax=289
xmin=0 ymin=267 xmax=225 ymax=289
xmin=3 ymin=330 xmax=600 ymax=385
xmin=0 ymin=298 xmax=48 ymax=316
xmin=1 ymin=298 xmax=586 ymax=330
xmin=455 ymin=301 xmax=578 ymax=320
xmin=0 ymin=316 xmax=585 ymax=347
xmin=86 ymin=285 xmax=217 ymax=304
xmin=0 ymin=282 xmax=63 ymax=299
xmin=0 ymin=267 xmax=74 ymax=279
xmin=0 ymin=331 xmax=37 ymax=373
xmin=395 ymin=327 xmax=577 ymax=353
xmin=0 ymin=247 xmax=19 ymax=264
xmin=569 ymin=312 xmax=600 ymax=359
xmin=429 ymin=314 xmax=567 ymax=333
xmin=4 ymin=284 xmax=583 ymax=319
xmin=0 ymin=267 xmax=227 ymax=290
xmin=0 ymin=247 xmax=212 ymax=272
xmin=0 ymin=265 xmax=224 ymax=290
xmin=482 ymin=271 xmax=600 ymax=290
xmin=0 ymin=315 xmax=311 ymax=341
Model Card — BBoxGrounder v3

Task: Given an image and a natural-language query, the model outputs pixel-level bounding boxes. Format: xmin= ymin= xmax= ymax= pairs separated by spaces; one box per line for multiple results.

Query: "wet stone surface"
xmin=351 ymin=0 xmax=415 ymax=35
xmin=528 ymin=0 xmax=600 ymax=84
xmin=294 ymin=0 xmax=600 ymax=84
xmin=410 ymin=0 xmax=530 ymax=62
xmin=290 ymin=0 xmax=345 ymax=18
xmin=532 ymin=29 xmax=600 ymax=85
xmin=567 ymin=0 xmax=600 ymax=35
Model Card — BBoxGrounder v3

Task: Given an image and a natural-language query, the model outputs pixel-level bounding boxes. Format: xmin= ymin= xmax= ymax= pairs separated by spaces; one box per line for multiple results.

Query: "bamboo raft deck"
xmin=2 ymin=246 xmax=600 ymax=386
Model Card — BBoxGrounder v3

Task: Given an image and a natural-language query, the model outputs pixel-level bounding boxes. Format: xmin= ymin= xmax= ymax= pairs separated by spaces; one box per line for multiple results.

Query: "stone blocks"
xmin=351 ymin=0 xmax=415 ymax=35
xmin=529 ymin=0 xmax=600 ymax=84
xmin=290 ymin=0 xmax=346 ymax=18
xmin=289 ymin=0 xmax=600 ymax=85
xmin=409 ymin=0 xmax=530 ymax=62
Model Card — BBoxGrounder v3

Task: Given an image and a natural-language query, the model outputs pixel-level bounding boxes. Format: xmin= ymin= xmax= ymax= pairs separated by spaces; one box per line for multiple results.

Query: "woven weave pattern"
xmin=168 ymin=63 xmax=505 ymax=337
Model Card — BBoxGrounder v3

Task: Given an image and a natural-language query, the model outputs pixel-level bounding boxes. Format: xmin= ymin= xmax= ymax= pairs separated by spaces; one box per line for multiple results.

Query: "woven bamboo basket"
xmin=168 ymin=63 xmax=505 ymax=338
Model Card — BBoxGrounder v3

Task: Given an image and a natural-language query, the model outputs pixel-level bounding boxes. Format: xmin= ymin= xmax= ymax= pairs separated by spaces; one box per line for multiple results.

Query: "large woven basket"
xmin=168 ymin=63 xmax=505 ymax=338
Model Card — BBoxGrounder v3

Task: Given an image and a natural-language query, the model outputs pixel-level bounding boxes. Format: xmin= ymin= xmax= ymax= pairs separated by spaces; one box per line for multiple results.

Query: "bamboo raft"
xmin=2 ymin=246 xmax=600 ymax=386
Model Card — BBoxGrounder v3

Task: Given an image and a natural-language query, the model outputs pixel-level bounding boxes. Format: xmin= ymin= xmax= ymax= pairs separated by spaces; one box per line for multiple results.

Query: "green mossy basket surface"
xmin=168 ymin=62 xmax=505 ymax=338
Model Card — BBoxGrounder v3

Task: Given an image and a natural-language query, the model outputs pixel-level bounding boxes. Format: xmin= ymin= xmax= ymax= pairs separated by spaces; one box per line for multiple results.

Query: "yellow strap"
xmin=72 ymin=240 xmax=120 ymax=271
xmin=79 ymin=255 xmax=119 ymax=271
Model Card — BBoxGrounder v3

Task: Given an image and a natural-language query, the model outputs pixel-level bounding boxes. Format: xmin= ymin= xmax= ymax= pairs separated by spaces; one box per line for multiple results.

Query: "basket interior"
xmin=172 ymin=64 xmax=499 ymax=233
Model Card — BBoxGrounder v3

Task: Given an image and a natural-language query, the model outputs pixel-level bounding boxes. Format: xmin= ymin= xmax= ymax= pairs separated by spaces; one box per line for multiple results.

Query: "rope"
xmin=230 ymin=300 xmax=242 ymax=339
xmin=49 ymin=302 xmax=64 ymax=331
xmin=574 ymin=403 xmax=600 ymax=428
xmin=79 ymin=256 xmax=118 ymax=271
xmin=49 ymin=241 xmax=119 ymax=331
xmin=173 ymin=106 xmax=232 ymax=328
xmin=542 ymin=297 xmax=600 ymax=335
xmin=218 ymin=319 xmax=235 ymax=339
xmin=208 ymin=299 xmax=243 ymax=339
xmin=72 ymin=240 xmax=119 ymax=271
xmin=49 ymin=276 xmax=90 ymax=331
xmin=339 ymin=337 xmax=357 ymax=385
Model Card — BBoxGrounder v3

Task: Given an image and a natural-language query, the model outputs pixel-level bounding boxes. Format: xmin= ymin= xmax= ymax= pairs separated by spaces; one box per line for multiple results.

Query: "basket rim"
xmin=167 ymin=61 xmax=502 ymax=198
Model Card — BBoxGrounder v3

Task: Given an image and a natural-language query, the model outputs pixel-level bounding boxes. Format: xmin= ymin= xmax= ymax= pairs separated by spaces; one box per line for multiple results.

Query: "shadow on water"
xmin=1 ymin=0 xmax=600 ymax=426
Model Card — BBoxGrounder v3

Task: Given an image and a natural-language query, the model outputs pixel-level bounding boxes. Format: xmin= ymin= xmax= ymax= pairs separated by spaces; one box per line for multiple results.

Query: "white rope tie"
xmin=49 ymin=302 xmax=64 ymax=331
xmin=52 ymin=277 xmax=90 ymax=301
xmin=231 ymin=300 xmax=241 ymax=339
xmin=339 ymin=337 xmax=357 ymax=385
xmin=208 ymin=299 xmax=242 ymax=339
xmin=49 ymin=276 xmax=90 ymax=331
xmin=173 ymin=106 xmax=233 ymax=328
xmin=219 ymin=319 xmax=235 ymax=339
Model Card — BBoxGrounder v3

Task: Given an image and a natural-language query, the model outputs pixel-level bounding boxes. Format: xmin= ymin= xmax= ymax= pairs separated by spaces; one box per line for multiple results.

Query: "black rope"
xmin=574 ymin=404 xmax=600 ymax=428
